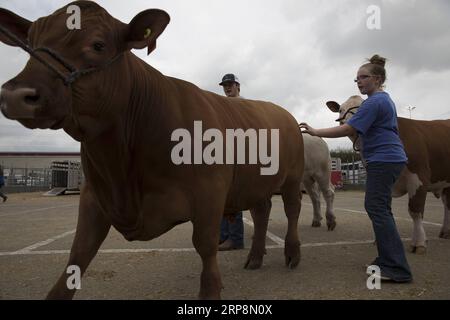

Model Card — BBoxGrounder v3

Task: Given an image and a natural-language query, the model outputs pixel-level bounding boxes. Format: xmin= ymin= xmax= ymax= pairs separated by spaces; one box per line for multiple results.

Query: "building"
xmin=0 ymin=152 xmax=81 ymax=169
xmin=341 ymin=160 xmax=366 ymax=184
xmin=0 ymin=152 xmax=82 ymax=193
xmin=331 ymin=157 xmax=342 ymax=171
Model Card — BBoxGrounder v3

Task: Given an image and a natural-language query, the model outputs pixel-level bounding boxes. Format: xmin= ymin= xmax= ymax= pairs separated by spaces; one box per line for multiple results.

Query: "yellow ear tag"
xmin=144 ymin=28 xmax=152 ymax=39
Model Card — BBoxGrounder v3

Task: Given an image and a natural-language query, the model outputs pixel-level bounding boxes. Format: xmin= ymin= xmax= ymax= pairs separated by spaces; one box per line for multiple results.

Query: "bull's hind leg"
xmin=408 ymin=188 xmax=427 ymax=254
xmin=439 ymin=188 xmax=450 ymax=239
xmin=245 ymin=198 xmax=272 ymax=270
xmin=281 ymin=178 xmax=302 ymax=269
xmin=46 ymin=185 xmax=111 ymax=300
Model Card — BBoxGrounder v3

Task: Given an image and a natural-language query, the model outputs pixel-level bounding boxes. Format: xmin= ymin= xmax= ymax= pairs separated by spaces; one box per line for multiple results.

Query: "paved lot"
xmin=0 ymin=190 xmax=449 ymax=300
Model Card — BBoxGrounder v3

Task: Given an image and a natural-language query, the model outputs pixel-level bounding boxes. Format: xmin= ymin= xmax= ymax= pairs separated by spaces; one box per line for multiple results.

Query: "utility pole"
xmin=406 ymin=106 xmax=416 ymax=119
xmin=352 ymin=151 xmax=355 ymax=185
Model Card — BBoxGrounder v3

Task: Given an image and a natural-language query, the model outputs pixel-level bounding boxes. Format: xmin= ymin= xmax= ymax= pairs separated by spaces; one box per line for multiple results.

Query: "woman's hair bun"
xmin=369 ymin=54 xmax=386 ymax=67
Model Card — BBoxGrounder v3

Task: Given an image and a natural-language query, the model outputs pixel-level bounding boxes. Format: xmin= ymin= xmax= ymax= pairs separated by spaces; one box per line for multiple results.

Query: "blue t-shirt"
xmin=347 ymin=92 xmax=407 ymax=163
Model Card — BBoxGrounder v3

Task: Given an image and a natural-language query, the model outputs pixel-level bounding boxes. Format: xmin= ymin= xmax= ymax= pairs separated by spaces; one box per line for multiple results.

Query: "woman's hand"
xmin=299 ymin=122 xmax=318 ymax=136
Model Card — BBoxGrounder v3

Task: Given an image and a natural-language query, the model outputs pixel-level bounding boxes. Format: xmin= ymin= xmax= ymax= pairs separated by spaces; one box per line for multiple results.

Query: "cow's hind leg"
xmin=281 ymin=178 xmax=302 ymax=269
xmin=192 ymin=205 xmax=223 ymax=300
xmin=304 ymin=179 xmax=322 ymax=228
xmin=46 ymin=185 xmax=111 ymax=300
xmin=245 ymin=198 xmax=272 ymax=270
xmin=439 ymin=188 xmax=450 ymax=239
xmin=408 ymin=188 xmax=427 ymax=254
xmin=317 ymin=175 xmax=336 ymax=231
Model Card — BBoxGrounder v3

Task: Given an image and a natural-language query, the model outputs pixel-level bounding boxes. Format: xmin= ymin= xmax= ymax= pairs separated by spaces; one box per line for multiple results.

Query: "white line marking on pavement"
xmin=0 ymin=200 xmax=442 ymax=258
xmin=302 ymin=202 xmax=442 ymax=227
xmin=243 ymin=217 xmax=285 ymax=246
xmin=0 ymin=204 xmax=77 ymax=218
xmin=14 ymin=229 xmax=76 ymax=254
xmin=333 ymin=206 xmax=442 ymax=227
xmin=2 ymin=237 xmax=444 ymax=257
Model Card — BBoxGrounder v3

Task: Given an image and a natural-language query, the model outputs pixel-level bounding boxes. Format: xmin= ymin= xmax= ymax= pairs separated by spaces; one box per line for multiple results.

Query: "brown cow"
xmin=0 ymin=2 xmax=304 ymax=299
xmin=327 ymin=96 xmax=450 ymax=254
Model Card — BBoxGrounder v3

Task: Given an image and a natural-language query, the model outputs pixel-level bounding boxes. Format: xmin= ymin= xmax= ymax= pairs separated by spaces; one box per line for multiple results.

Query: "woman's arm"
xmin=299 ymin=123 xmax=356 ymax=138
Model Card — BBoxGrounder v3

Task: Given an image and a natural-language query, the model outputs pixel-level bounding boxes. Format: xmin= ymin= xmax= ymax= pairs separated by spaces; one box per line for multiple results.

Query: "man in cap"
xmin=218 ymin=74 xmax=244 ymax=251
xmin=220 ymin=73 xmax=241 ymax=98
xmin=0 ymin=165 xmax=8 ymax=203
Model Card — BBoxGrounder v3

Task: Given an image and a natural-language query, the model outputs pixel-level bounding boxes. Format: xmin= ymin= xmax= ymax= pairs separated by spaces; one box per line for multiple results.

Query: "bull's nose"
xmin=0 ymin=87 xmax=39 ymax=119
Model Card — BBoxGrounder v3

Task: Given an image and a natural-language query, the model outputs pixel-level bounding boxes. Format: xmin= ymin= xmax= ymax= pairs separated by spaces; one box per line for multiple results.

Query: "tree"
xmin=330 ymin=148 xmax=362 ymax=163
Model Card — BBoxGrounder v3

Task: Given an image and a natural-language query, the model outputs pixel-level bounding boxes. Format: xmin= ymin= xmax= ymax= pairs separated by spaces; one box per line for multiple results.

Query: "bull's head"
xmin=326 ymin=95 xmax=364 ymax=126
xmin=0 ymin=1 xmax=170 ymax=141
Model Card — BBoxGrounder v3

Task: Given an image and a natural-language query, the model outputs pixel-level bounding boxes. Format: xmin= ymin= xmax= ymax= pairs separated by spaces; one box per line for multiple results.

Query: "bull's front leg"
xmin=192 ymin=202 xmax=224 ymax=300
xmin=46 ymin=185 xmax=111 ymax=300
xmin=408 ymin=188 xmax=427 ymax=254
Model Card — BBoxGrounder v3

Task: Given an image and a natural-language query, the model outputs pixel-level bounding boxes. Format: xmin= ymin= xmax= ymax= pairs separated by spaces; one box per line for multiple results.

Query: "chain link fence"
xmin=1 ymin=166 xmax=52 ymax=193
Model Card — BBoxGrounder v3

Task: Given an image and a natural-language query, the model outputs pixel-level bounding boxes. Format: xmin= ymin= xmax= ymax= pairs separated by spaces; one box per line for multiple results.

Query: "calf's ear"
xmin=125 ymin=9 xmax=170 ymax=55
xmin=326 ymin=101 xmax=341 ymax=113
xmin=0 ymin=8 xmax=32 ymax=46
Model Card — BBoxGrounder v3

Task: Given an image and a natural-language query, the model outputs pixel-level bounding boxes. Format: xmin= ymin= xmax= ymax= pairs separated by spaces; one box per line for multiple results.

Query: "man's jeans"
xmin=365 ymin=162 xmax=413 ymax=282
xmin=220 ymin=211 xmax=244 ymax=247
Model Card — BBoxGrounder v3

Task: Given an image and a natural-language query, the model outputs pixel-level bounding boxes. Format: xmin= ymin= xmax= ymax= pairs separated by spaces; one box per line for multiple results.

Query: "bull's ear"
xmin=126 ymin=9 xmax=170 ymax=55
xmin=326 ymin=101 xmax=340 ymax=113
xmin=0 ymin=8 xmax=32 ymax=46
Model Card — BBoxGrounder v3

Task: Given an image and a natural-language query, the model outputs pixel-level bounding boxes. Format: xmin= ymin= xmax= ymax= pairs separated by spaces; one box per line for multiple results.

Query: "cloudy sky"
xmin=0 ymin=0 xmax=449 ymax=152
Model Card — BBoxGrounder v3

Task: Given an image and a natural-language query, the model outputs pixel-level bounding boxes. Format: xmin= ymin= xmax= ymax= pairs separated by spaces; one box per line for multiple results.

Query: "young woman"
xmin=300 ymin=55 xmax=412 ymax=282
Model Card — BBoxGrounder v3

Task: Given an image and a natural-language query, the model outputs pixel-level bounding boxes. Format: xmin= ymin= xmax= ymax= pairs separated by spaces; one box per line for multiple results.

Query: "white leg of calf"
xmin=440 ymin=195 xmax=450 ymax=239
xmin=306 ymin=182 xmax=322 ymax=227
xmin=323 ymin=185 xmax=336 ymax=231
xmin=409 ymin=211 xmax=427 ymax=254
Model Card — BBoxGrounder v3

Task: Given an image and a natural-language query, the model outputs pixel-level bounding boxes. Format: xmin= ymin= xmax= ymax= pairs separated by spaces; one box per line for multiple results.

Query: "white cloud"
xmin=0 ymin=0 xmax=449 ymax=153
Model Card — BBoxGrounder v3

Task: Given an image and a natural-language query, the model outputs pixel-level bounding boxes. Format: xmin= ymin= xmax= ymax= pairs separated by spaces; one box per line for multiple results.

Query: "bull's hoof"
xmin=327 ymin=220 xmax=337 ymax=231
xmin=284 ymin=246 xmax=301 ymax=269
xmin=409 ymin=245 xmax=427 ymax=254
xmin=415 ymin=246 xmax=427 ymax=255
xmin=199 ymin=292 xmax=221 ymax=300
xmin=439 ymin=230 xmax=450 ymax=239
xmin=244 ymin=255 xmax=263 ymax=270
xmin=311 ymin=221 xmax=321 ymax=228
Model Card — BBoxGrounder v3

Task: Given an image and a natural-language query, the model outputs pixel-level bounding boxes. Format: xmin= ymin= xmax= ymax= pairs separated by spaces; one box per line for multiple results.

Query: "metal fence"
xmin=340 ymin=169 xmax=367 ymax=191
xmin=342 ymin=170 xmax=367 ymax=186
xmin=2 ymin=167 xmax=52 ymax=193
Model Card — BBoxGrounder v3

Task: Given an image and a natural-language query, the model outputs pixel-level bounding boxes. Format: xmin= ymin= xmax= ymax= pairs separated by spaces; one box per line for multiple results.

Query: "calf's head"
xmin=326 ymin=95 xmax=364 ymax=126
xmin=0 ymin=1 xmax=170 ymax=141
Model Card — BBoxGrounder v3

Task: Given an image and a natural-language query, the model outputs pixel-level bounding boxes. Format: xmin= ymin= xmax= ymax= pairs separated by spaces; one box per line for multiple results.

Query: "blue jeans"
xmin=0 ymin=185 xmax=6 ymax=199
xmin=365 ymin=162 xmax=412 ymax=282
xmin=220 ymin=212 xmax=244 ymax=246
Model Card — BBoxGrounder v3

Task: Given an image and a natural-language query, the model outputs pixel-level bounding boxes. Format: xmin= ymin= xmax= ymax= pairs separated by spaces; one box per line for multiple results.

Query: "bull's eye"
xmin=93 ymin=42 xmax=106 ymax=52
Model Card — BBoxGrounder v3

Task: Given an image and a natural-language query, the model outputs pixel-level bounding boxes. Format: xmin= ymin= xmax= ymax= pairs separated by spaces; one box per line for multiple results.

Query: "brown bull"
xmin=0 ymin=1 xmax=304 ymax=299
